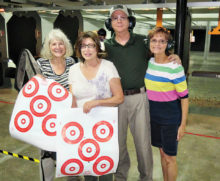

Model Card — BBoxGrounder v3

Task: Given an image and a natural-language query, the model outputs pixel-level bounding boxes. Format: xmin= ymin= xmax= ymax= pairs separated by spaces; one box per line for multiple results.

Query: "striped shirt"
xmin=144 ymin=58 xmax=188 ymax=124
xmin=37 ymin=57 xmax=75 ymax=90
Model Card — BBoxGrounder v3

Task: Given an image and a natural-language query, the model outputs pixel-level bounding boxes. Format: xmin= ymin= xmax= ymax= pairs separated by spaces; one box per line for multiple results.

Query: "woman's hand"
xmin=83 ymin=100 xmax=99 ymax=113
xmin=168 ymin=54 xmax=182 ymax=64
xmin=177 ymin=124 xmax=186 ymax=141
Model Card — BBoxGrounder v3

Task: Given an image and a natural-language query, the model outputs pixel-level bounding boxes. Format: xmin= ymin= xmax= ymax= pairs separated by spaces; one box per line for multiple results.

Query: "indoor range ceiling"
xmin=1 ymin=0 xmax=220 ymax=28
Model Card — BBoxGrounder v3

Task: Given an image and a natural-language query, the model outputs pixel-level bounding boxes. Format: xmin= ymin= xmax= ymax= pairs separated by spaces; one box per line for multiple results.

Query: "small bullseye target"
xmin=42 ymin=114 xmax=57 ymax=136
xmin=30 ymin=95 xmax=51 ymax=117
xmin=78 ymin=139 xmax=100 ymax=161
xmin=14 ymin=110 xmax=33 ymax=132
xmin=93 ymin=121 xmax=113 ymax=142
xmin=62 ymin=122 xmax=84 ymax=144
xmin=48 ymin=82 xmax=68 ymax=101
xmin=61 ymin=159 xmax=84 ymax=175
xmin=22 ymin=77 xmax=39 ymax=97
xmin=93 ymin=156 xmax=114 ymax=175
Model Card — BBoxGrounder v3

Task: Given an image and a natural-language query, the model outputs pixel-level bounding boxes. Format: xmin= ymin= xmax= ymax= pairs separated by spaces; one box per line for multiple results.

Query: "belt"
xmin=123 ymin=87 xmax=146 ymax=96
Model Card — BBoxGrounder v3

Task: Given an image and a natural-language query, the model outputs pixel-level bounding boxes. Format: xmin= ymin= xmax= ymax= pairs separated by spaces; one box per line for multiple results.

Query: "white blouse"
xmin=68 ymin=59 xmax=120 ymax=107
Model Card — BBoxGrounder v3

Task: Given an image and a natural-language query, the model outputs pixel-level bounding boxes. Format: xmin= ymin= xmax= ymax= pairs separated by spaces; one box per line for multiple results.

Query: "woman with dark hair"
xmin=69 ymin=31 xmax=124 ymax=181
xmin=145 ymin=27 xmax=189 ymax=181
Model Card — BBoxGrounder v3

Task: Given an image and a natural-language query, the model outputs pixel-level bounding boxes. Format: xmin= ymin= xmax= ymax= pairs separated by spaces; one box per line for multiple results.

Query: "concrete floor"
xmin=0 ymin=51 xmax=220 ymax=181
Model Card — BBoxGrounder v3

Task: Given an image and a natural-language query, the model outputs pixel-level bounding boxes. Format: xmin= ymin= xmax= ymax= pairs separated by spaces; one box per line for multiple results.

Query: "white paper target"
xmin=78 ymin=139 xmax=100 ymax=161
xmin=42 ymin=114 xmax=57 ymax=136
xmin=56 ymin=107 xmax=119 ymax=177
xmin=22 ymin=77 xmax=39 ymax=97
xmin=30 ymin=95 xmax=51 ymax=117
xmin=62 ymin=122 xmax=84 ymax=144
xmin=9 ymin=76 xmax=72 ymax=151
xmin=48 ymin=82 xmax=69 ymax=101
xmin=93 ymin=156 xmax=114 ymax=175
xmin=14 ymin=110 xmax=33 ymax=132
xmin=61 ymin=159 xmax=84 ymax=175
xmin=93 ymin=121 xmax=113 ymax=142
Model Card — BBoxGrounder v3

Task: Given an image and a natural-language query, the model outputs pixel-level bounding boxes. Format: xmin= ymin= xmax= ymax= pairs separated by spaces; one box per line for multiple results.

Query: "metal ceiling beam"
xmin=4 ymin=2 xmax=220 ymax=12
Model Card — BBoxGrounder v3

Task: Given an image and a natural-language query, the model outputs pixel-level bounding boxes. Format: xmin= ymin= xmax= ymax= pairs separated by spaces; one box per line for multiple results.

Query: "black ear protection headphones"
xmin=105 ymin=5 xmax=136 ymax=31
xmin=144 ymin=29 xmax=175 ymax=51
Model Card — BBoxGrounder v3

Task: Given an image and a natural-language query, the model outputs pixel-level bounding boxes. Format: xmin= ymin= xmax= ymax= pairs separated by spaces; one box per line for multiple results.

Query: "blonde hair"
xmin=40 ymin=29 xmax=73 ymax=59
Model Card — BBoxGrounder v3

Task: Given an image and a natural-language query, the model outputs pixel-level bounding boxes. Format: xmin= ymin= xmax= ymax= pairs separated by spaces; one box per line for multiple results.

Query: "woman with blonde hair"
xmin=37 ymin=28 xmax=80 ymax=181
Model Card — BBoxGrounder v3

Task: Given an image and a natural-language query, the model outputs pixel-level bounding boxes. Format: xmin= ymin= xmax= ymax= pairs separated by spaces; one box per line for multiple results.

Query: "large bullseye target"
xmin=22 ymin=77 xmax=39 ymax=97
xmin=42 ymin=114 xmax=57 ymax=136
xmin=30 ymin=95 xmax=51 ymax=117
xmin=62 ymin=122 xmax=84 ymax=144
xmin=61 ymin=159 xmax=84 ymax=175
xmin=93 ymin=156 xmax=114 ymax=175
xmin=93 ymin=121 xmax=113 ymax=142
xmin=48 ymin=82 xmax=68 ymax=101
xmin=78 ymin=139 xmax=100 ymax=161
xmin=14 ymin=110 xmax=33 ymax=132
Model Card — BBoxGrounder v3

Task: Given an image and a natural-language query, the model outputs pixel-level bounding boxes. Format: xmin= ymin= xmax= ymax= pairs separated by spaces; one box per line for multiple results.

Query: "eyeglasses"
xmin=150 ymin=39 xmax=167 ymax=45
xmin=111 ymin=16 xmax=128 ymax=22
xmin=81 ymin=44 xmax=96 ymax=49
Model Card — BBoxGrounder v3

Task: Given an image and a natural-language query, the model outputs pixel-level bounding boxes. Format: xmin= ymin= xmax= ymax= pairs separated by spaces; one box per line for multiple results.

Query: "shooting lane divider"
xmin=0 ymin=149 xmax=40 ymax=163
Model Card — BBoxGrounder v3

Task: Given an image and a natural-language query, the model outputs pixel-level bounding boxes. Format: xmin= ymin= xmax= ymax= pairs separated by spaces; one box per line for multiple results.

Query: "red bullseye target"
xmin=61 ymin=159 xmax=84 ymax=175
xmin=62 ymin=122 xmax=84 ymax=144
xmin=93 ymin=121 xmax=113 ymax=142
xmin=22 ymin=77 xmax=39 ymax=97
xmin=42 ymin=114 xmax=57 ymax=136
xmin=48 ymin=82 xmax=68 ymax=101
xmin=14 ymin=111 xmax=33 ymax=132
xmin=78 ymin=139 xmax=100 ymax=161
xmin=30 ymin=95 xmax=51 ymax=117
xmin=93 ymin=156 xmax=114 ymax=175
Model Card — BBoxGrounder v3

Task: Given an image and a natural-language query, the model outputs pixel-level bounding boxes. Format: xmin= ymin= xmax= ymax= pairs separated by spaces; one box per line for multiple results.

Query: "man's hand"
xmin=168 ymin=54 xmax=181 ymax=64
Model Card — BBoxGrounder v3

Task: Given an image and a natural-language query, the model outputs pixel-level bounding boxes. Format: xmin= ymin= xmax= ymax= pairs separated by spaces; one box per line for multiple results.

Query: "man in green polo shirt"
xmin=104 ymin=4 xmax=180 ymax=181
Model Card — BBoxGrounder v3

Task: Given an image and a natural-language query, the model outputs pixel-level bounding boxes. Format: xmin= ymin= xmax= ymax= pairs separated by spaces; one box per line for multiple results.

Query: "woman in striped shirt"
xmin=37 ymin=29 xmax=79 ymax=181
xmin=144 ymin=27 xmax=189 ymax=181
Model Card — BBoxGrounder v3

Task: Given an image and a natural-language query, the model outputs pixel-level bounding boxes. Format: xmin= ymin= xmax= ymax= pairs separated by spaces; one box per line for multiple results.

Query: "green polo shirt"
xmin=104 ymin=32 xmax=150 ymax=90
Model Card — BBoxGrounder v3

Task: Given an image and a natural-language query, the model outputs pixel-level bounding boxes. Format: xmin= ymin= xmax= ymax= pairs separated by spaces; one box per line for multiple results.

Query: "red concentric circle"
xmin=62 ymin=122 xmax=84 ymax=144
xmin=48 ymin=82 xmax=68 ymax=101
xmin=14 ymin=110 xmax=33 ymax=132
xmin=22 ymin=77 xmax=39 ymax=97
xmin=30 ymin=95 xmax=51 ymax=117
xmin=93 ymin=156 xmax=114 ymax=175
xmin=78 ymin=139 xmax=100 ymax=161
xmin=61 ymin=159 xmax=84 ymax=175
xmin=42 ymin=114 xmax=57 ymax=136
xmin=93 ymin=121 xmax=113 ymax=142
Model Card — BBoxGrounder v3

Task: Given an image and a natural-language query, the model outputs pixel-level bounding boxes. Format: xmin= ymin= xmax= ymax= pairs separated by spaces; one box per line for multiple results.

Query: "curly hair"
xmin=74 ymin=31 xmax=106 ymax=63
xmin=40 ymin=29 xmax=73 ymax=60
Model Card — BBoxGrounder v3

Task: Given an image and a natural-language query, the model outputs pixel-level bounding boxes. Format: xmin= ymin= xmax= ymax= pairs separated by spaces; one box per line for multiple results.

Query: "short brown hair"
xmin=75 ymin=31 xmax=106 ymax=62
xmin=148 ymin=27 xmax=173 ymax=56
